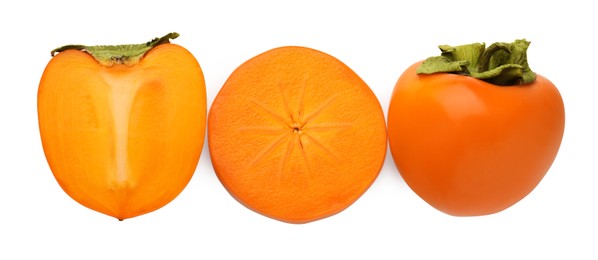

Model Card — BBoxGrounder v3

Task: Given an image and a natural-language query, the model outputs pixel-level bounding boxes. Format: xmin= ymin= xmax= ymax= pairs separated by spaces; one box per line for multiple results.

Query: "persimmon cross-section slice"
xmin=208 ymin=46 xmax=387 ymax=223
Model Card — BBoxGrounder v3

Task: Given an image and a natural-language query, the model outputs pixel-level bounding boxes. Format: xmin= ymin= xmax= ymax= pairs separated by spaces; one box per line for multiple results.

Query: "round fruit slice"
xmin=208 ymin=46 xmax=387 ymax=223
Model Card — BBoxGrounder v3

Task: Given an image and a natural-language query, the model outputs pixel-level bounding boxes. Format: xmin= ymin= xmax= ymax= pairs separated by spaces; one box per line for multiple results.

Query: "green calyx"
xmin=50 ymin=32 xmax=179 ymax=66
xmin=416 ymin=39 xmax=536 ymax=86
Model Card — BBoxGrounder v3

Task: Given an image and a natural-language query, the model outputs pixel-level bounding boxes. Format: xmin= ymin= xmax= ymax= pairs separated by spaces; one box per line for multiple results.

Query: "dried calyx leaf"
xmin=50 ymin=32 xmax=179 ymax=66
xmin=417 ymin=39 xmax=536 ymax=86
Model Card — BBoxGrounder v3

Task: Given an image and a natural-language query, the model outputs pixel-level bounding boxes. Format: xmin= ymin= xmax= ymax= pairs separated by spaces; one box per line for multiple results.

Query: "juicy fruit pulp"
xmin=208 ymin=46 xmax=387 ymax=223
xmin=38 ymin=44 xmax=206 ymax=220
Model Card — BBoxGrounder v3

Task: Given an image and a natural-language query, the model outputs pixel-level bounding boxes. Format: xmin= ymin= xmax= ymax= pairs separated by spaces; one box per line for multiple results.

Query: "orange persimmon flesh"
xmin=38 ymin=43 xmax=206 ymax=220
xmin=208 ymin=46 xmax=387 ymax=223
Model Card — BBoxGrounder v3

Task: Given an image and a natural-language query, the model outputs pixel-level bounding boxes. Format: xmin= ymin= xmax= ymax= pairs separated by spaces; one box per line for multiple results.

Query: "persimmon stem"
xmin=50 ymin=32 xmax=179 ymax=66
xmin=416 ymin=39 xmax=536 ymax=86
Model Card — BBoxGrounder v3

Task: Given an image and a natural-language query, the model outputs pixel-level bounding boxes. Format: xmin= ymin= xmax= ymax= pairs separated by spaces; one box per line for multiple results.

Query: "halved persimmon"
xmin=38 ymin=33 xmax=206 ymax=220
xmin=208 ymin=46 xmax=387 ymax=224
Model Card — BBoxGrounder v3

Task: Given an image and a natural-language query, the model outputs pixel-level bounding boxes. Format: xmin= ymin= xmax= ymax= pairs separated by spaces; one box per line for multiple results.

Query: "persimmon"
xmin=208 ymin=46 xmax=387 ymax=224
xmin=387 ymin=40 xmax=565 ymax=216
xmin=38 ymin=33 xmax=206 ymax=220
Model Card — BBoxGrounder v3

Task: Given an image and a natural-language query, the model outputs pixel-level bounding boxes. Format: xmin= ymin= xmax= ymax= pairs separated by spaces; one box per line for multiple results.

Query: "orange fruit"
xmin=208 ymin=46 xmax=387 ymax=223
xmin=38 ymin=33 xmax=206 ymax=220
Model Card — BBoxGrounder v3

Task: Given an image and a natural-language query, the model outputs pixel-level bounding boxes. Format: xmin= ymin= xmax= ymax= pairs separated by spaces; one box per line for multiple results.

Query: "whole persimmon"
xmin=38 ymin=33 xmax=206 ymax=220
xmin=387 ymin=40 xmax=565 ymax=216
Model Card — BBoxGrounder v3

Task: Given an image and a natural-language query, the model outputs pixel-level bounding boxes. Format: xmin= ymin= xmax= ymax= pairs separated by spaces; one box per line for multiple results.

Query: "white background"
xmin=1 ymin=0 xmax=596 ymax=259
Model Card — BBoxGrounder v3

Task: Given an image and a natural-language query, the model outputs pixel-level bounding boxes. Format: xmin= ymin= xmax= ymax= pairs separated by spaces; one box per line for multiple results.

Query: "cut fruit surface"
xmin=38 ymin=41 xmax=206 ymax=220
xmin=208 ymin=46 xmax=387 ymax=223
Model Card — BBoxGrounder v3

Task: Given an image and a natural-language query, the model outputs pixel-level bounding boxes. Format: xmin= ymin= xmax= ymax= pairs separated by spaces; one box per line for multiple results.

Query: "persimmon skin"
xmin=388 ymin=62 xmax=565 ymax=216
xmin=38 ymin=44 xmax=206 ymax=220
